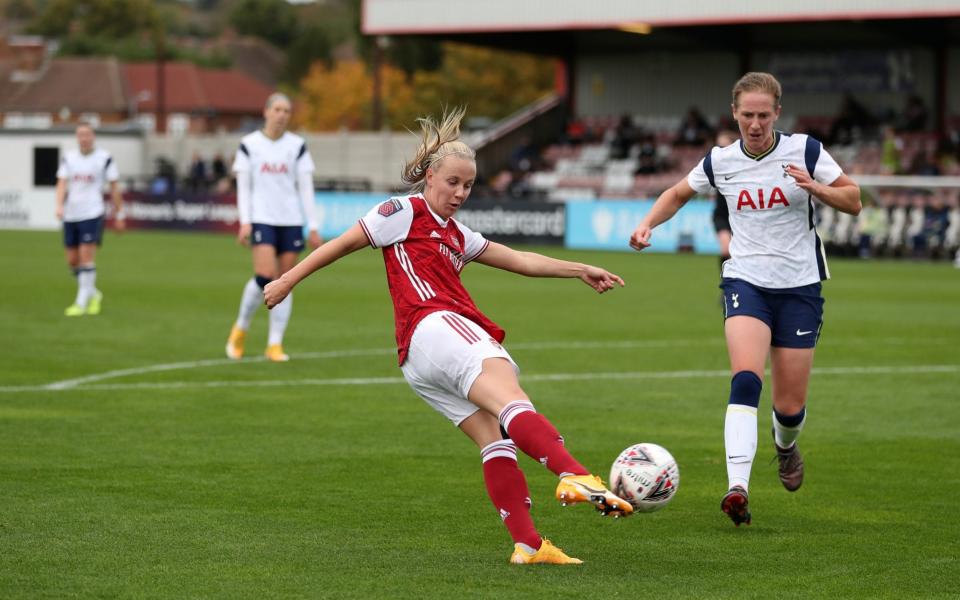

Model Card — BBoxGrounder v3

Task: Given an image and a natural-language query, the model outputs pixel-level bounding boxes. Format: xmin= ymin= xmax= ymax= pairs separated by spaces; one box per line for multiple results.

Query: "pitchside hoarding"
xmin=454 ymin=200 xmax=565 ymax=245
xmin=119 ymin=191 xmax=239 ymax=232
xmin=565 ymin=199 xmax=719 ymax=254
xmin=313 ymin=193 xmax=566 ymax=246
xmin=3 ymin=188 xmax=720 ymax=254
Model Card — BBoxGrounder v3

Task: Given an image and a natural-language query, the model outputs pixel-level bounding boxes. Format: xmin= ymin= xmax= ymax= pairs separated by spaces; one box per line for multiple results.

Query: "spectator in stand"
xmin=676 ymin=107 xmax=714 ymax=146
xmin=857 ymin=196 xmax=889 ymax=259
xmin=583 ymin=116 xmax=605 ymax=143
xmin=898 ymin=95 xmax=929 ymax=131
xmin=714 ymin=114 xmax=736 ymax=134
xmin=634 ymin=132 xmax=659 ymax=174
xmin=509 ymin=136 xmax=537 ymax=175
xmin=211 ymin=153 xmax=229 ymax=188
xmin=564 ymin=117 xmax=587 ymax=145
xmin=880 ymin=125 xmax=903 ymax=174
xmin=907 ymin=191 xmax=930 ymax=257
xmin=923 ymin=192 xmax=951 ymax=259
xmin=611 ymin=114 xmax=640 ymax=159
xmin=908 ymin=149 xmax=940 ymax=176
xmin=188 ymin=151 xmax=208 ymax=192
xmin=150 ymin=157 xmax=177 ymax=195
xmin=828 ymin=94 xmax=876 ymax=146
xmin=935 ymin=137 xmax=959 ymax=175
xmin=489 ymin=169 xmax=514 ymax=199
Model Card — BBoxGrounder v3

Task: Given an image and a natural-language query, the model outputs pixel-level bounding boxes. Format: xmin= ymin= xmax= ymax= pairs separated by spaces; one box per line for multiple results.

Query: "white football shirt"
xmin=233 ymin=130 xmax=316 ymax=226
xmin=56 ymin=148 xmax=119 ymax=222
xmin=687 ymin=131 xmax=844 ymax=288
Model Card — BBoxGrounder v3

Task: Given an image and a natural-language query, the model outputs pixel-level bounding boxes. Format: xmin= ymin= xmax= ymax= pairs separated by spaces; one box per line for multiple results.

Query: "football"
xmin=609 ymin=443 xmax=680 ymax=512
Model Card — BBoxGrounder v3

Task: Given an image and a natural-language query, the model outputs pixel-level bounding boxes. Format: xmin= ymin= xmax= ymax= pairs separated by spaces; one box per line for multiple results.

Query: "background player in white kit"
xmin=55 ymin=122 xmax=125 ymax=316
xmin=263 ymin=108 xmax=633 ymax=564
xmin=225 ymin=93 xmax=322 ymax=362
xmin=630 ymin=73 xmax=861 ymax=526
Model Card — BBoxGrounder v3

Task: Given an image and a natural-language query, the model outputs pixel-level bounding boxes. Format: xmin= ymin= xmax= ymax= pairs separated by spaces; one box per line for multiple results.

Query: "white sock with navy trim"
xmin=75 ymin=264 xmax=96 ymax=307
xmin=236 ymin=277 xmax=261 ymax=330
xmin=725 ymin=405 xmax=757 ymax=490
xmin=725 ymin=371 xmax=762 ymax=491
xmin=773 ymin=407 xmax=807 ymax=450
xmin=268 ymin=292 xmax=292 ymax=346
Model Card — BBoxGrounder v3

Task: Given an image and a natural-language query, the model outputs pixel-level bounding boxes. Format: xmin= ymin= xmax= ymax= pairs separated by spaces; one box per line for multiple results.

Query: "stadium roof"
xmin=362 ymin=0 xmax=960 ymax=55
xmin=363 ymin=0 xmax=960 ymax=34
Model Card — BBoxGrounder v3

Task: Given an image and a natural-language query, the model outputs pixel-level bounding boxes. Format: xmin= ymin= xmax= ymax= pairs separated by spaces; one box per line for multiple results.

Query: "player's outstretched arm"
xmin=264 ymin=223 xmax=369 ymax=308
xmin=629 ymin=178 xmax=696 ymax=251
xmin=474 ymin=242 xmax=624 ymax=294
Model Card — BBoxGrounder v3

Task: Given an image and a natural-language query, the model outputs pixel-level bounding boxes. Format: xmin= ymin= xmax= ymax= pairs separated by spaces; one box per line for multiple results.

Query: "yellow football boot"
xmin=86 ymin=292 xmax=103 ymax=315
xmin=556 ymin=474 xmax=634 ymax=517
xmin=264 ymin=343 xmax=290 ymax=362
xmin=225 ymin=326 xmax=246 ymax=360
xmin=510 ymin=539 xmax=582 ymax=565
xmin=64 ymin=304 xmax=85 ymax=317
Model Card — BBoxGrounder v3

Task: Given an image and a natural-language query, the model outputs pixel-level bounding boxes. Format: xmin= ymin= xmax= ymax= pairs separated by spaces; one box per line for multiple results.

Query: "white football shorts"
xmin=401 ymin=310 xmax=519 ymax=426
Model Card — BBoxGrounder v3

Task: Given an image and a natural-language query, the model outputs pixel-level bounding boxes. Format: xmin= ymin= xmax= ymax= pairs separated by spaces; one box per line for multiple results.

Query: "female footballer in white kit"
xmin=225 ymin=93 xmax=322 ymax=362
xmin=630 ymin=72 xmax=861 ymax=526
xmin=56 ymin=122 xmax=125 ymax=316
xmin=263 ymin=107 xmax=633 ymax=564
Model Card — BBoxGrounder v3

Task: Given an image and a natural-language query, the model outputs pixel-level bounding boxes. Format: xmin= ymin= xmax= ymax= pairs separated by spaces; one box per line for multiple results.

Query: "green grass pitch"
xmin=1 ymin=229 xmax=958 ymax=598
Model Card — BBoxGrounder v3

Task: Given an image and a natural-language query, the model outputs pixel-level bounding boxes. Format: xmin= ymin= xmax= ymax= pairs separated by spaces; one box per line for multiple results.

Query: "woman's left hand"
xmin=784 ymin=163 xmax=820 ymax=194
xmin=580 ymin=266 xmax=625 ymax=293
xmin=264 ymin=277 xmax=293 ymax=309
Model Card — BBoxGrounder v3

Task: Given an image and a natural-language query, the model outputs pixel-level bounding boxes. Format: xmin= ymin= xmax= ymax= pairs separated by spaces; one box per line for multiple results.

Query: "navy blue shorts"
xmin=251 ymin=223 xmax=304 ymax=253
xmin=63 ymin=217 xmax=104 ymax=247
xmin=720 ymin=278 xmax=824 ymax=348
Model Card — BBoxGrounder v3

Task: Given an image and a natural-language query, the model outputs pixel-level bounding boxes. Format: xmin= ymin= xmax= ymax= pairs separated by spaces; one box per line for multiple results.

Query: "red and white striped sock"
xmin=481 ymin=440 xmax=541 ymax=550
xmin=498 ymin=400 xmax=588 ymax=477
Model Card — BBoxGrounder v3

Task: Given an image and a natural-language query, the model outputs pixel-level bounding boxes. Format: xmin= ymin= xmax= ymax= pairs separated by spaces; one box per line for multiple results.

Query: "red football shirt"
xmin=359 ymin=195 xmax=505 ymax=364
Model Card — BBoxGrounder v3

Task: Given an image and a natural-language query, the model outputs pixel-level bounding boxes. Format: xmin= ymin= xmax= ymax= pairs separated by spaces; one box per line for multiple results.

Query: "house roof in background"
xmin=123 ymin=62 xmax=273 ymax=114
xmin=0 ymin=56 xmax=126 ymax=113
xmin=0 ymin=55 xmax=274 ymax=117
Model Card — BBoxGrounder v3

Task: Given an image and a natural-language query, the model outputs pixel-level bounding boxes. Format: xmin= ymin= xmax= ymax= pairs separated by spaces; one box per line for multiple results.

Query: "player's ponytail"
xmin=402 ymin=106 xmax=475 ymax=193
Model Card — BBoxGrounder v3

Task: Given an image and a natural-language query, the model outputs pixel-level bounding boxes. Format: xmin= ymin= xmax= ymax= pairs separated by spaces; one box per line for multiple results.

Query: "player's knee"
xmin=774 ymin=399 xmax=806 ymax=418
xmin=729 ymin=370 xmax=762 ymax=407
xmin=254 ymin=274 xmax=273 ymax=289
xmin=774 ymin=405 xmax=806 ymax=427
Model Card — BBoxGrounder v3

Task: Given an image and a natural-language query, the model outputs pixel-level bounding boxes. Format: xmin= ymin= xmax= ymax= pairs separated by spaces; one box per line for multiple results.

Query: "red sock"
xmin=481 ymin=440 xmax=541 ymax=550
xmin=499 ymin=401 xmax=588 ymax=477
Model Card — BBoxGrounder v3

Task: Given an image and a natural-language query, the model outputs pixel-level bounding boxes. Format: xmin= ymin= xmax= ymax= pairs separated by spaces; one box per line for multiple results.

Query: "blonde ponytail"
xmin=401 ymin=106 xmax=475 ymax=193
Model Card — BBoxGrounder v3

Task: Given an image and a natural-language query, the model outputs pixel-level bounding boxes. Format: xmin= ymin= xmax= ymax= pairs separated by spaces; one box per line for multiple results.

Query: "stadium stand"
xmin=489 ymin=106 xmax=960 ymax=261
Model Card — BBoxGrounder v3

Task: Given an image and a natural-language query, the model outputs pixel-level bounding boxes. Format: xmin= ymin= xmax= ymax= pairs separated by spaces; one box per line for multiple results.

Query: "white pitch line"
xmin=26 ymin=335 xmax=949 ymax=393
xmin=34 ymin=339 xmax=720 ymax=392
xmin=3 ymin=337 xmax=955 ymax=393
xmin=41 ymin=347 xmax=399 ymax=391
xmin=1 ymin=364 xmax=957 ymax=394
